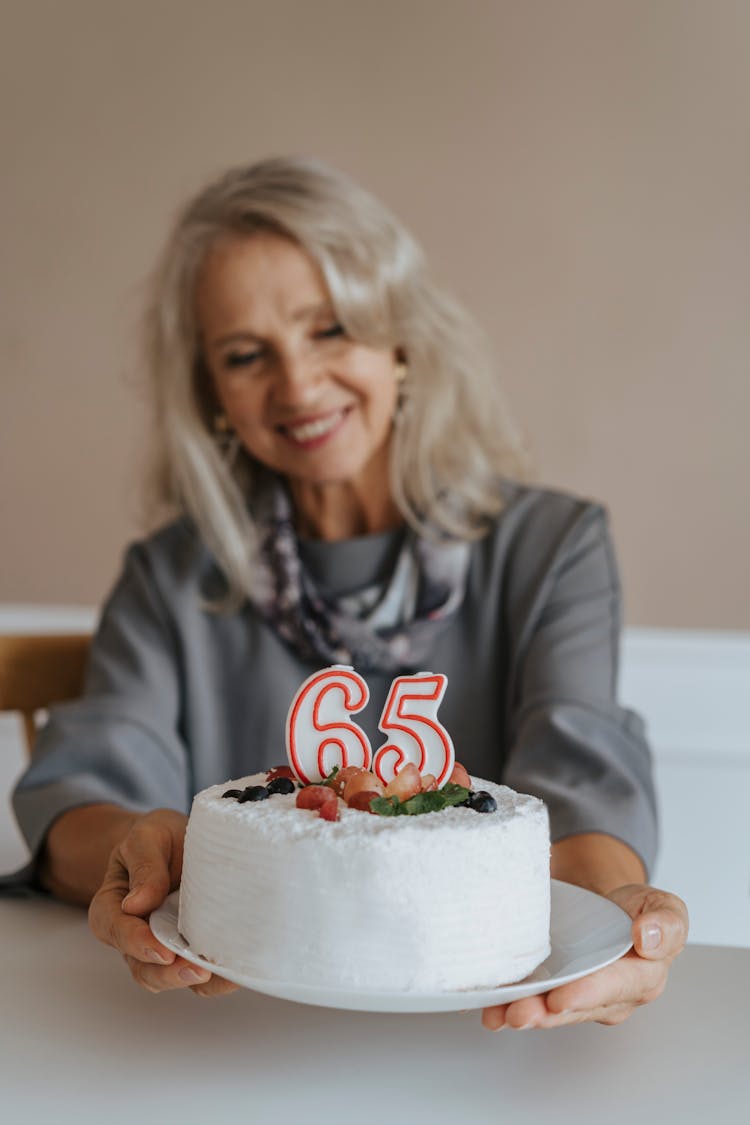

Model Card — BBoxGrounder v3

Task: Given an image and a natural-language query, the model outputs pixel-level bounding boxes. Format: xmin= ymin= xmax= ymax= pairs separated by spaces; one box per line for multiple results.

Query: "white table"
xmin=0 ymin=893 xmax=747 ymax=1125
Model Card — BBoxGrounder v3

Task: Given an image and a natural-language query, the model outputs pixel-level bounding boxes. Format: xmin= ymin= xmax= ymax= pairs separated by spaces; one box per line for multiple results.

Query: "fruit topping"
xmin=420 ymin=774 xmax=438 ymax=792
xmin=266 ymin=766 xmax=297 ymax=783
xmin=296 ymin=784 xmax=340 ymax=821
xmin=448 ymin=762 xmax=472 ymax=789
xmin=370 ymin=782 xmax=472 ymax=817
xmin=267 ymin=776 xmax=296 ymax=796
xmin=221 ymin=789 xmax=242 ymax=799
xmin=343 ymin=770 xmax=385 ymax=804
xmin=383 ymin=762 xmax=422 ymax=802
xmin=346 ymin=790 xmax=381 ymax=813
xmin=238 ymin=785 xmax=270 ymax=802
xmin=468 ymin=791 xmax=497 ymax=813
xmin=326 ymin=765 xmax=364 ymax=796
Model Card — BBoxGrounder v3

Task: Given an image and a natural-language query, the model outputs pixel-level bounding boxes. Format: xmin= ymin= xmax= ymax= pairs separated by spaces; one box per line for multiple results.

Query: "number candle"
xmin=285 ymin=665 xmax=372 ymax=785
xmin=373 ymin=672 xmax=455 ymax=787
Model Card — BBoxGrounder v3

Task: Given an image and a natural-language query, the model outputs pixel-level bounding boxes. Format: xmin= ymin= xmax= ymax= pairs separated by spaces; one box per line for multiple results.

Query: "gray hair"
xmin=143 ymin=156 xmax=531 ymax=603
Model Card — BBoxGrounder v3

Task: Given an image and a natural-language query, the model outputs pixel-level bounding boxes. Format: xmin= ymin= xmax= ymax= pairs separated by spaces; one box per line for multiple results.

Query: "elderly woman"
xmin=11 ymin=157 xmax=687 ymax=1027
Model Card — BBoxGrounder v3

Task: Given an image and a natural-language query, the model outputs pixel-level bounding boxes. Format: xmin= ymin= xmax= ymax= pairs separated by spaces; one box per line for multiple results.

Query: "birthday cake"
xmin=177 ymin=767 xmax=551 ymax=992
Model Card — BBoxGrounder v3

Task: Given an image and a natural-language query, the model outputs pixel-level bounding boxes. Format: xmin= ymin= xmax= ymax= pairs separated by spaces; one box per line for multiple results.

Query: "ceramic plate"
xmin=149 ymin=880 xmax=632 ymax=1013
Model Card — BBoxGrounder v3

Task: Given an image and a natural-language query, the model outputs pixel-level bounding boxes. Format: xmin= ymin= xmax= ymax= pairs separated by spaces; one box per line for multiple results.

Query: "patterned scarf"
xmin=250 ymin=474 xmax=472 ymax=672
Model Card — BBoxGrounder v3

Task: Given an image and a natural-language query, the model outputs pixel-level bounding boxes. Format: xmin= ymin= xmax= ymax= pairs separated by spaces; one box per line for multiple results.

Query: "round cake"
xmin=178 ymin=772 xmax=551 ymax=992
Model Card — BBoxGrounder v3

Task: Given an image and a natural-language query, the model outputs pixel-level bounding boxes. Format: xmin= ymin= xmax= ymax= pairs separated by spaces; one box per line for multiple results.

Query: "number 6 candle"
xmin=285 ymin=665 xmax=373 ymax=785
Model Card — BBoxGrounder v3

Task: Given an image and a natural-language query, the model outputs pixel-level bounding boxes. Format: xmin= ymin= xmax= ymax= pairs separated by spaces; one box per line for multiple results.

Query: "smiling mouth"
xmin=279 ymin=407 xmax=350 ymax=446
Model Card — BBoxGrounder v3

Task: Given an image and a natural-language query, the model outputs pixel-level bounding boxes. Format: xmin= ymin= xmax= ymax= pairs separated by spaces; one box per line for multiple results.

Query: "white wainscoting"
xmin=620 ymin=629 xmax=750 ymax=948
xmin=1 ymin=607 xmax=748 ymax=947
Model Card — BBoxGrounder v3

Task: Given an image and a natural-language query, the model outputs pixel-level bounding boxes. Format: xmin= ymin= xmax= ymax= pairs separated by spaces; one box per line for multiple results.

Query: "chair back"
xmin=0 ymin=633 xmax=91 ymax=752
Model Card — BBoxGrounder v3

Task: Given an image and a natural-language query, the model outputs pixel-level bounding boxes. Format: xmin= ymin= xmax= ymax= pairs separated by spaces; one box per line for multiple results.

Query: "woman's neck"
xmin=289 ymin=479 xmax=404 ymax=541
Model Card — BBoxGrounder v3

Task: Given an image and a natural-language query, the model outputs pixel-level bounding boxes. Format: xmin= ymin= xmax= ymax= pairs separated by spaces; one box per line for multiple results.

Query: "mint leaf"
xmin=436 ymin=783 xmax=472 ymax=806
xmin=401 ymin=785 xmax=470 ymax=815
xmin=322 ymin=765 xmax=340 ymax=787
xmin=370 ymin=785 xmax=471 ymax=817
xmin=369 ymin=795 xmax=403 ymax=817
xmin=401 ymin=792 xmax=446 ymax=815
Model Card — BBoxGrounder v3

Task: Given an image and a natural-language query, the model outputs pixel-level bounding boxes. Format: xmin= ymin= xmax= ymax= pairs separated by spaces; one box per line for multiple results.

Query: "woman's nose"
xmin=273 ymin=349 xmax=322 ymax=407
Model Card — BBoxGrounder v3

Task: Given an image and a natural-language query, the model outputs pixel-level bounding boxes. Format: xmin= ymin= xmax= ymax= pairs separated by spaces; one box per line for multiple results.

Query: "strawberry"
xmin=448 ymin=762 xmax=472 ymax=789
xmin=327 ymin=765 xmax=366 ymax=796
xmin=316 ymin=793 xmax=340 ymax=822
xmin=343 ymin=770 xmax=384 ymax=804
xmin=266 ymin=765 xmax=297 ymax=783
xmin=346 ymin=790 xmax=380 ymax=813
xmin=296 ymin=784 xmax=340 ymax=821
xmin=384 ymin=762 xmax=422 ymax=801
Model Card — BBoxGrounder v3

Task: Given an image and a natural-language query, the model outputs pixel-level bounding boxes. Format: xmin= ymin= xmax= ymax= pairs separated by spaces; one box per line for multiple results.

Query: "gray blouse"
xmin=7 ymin=482 xmax=658 ymax=887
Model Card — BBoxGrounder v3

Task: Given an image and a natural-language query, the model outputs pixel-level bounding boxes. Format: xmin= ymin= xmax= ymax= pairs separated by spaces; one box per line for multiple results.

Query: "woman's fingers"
xmin=483 ymin=999 xmax=635 ymax=1031
xmin=482 ymin=995 xmax=545 ymax=1031
xmin=123 ymin=953 xmax=210 ymax=992
xmin=609 ymin=884 xmax=689 ymax=962
xmin=119 ymin=810 xmax=187 ymax=913
xmin=90 ymin=887 xmax=175 ymax=965
xmin=89 ymin=809 xmax=236 ymax=997
xmin=122 ymin=954 xmax=240 ymax=997
xmin=482 ymin=955 xmax=666 ymax=1030
xmin=545 ymin=949 xmax=667 ymax=1013
xmin=189 ymin=976 xmax=240 ymax=999
xmin=89 ymin=846 xmax=174 ymax=964
xmin=88 ymin=809 xmax=196 ymax=989
xmin=482 ymin=884 xmax=689 ymax=1031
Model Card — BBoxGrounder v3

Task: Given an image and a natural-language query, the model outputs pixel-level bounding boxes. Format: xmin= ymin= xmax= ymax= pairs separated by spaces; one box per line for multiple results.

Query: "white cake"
xmin=178 ymin=773 xmax=551 ymax=992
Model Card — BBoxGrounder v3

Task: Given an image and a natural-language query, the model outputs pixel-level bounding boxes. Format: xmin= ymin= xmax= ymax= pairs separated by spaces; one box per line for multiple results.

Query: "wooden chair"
xmin=0 ymin=634 xmax=91 ymax=752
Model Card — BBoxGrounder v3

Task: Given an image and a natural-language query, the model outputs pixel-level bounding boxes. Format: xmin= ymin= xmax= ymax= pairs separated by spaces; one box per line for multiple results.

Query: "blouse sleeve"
xmin=502 ymin=503 xmax=658 ymax=877
xmin=7 ymin=542 xmax=191 ymax=889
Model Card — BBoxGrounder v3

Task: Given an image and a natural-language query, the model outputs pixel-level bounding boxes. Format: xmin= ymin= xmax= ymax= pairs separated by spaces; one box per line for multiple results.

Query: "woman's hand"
xmin=482 ymin=883 xmax=688 ymax=1030
xmin=88 ymin=808 xmax=238 ymax=998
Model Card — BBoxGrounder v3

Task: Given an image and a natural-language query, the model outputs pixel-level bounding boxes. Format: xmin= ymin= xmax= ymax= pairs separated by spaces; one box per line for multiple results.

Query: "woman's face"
xmin=195 ymin=231 xmax=402 ymax=527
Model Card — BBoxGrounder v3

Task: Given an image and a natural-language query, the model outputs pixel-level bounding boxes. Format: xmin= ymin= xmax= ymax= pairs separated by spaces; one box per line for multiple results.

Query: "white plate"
xmin=149 ymin=880 xmax=632 ymax=1013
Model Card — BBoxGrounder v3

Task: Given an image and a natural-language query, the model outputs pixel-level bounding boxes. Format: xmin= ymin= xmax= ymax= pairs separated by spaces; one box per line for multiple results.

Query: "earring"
xmin=393 ymin=362 xmax=410 ymax=424
xmin=213 ymin=413 xmax=240 ymax=463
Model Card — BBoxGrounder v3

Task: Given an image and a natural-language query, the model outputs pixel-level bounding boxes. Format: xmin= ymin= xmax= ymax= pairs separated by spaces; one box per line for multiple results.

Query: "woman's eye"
xmin=317 ymin=323 xmax=345 ymax=340
xmin=225 ymin=350 xmax=262 ymax=368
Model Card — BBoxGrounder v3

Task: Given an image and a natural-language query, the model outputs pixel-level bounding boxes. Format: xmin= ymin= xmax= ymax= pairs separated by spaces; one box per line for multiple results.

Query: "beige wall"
xmin=2 ymin=0 xmax=748 ymax=628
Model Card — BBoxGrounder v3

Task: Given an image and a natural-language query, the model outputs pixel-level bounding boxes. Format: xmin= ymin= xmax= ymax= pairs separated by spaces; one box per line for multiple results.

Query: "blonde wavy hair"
xmin=143 ymin=156 xmax=531 ymax=603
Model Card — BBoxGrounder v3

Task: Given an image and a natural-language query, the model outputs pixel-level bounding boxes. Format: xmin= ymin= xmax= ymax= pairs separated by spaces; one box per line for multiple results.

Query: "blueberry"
xmin=469 ymin=791 xmax=497 ymax=814
xmin=238 ymin=785 xmax=270 ymax=802
xmin=222 ymin=789 xmax=242 ymax=799
xmin=267 ymin=776 xmax=296 ymax=796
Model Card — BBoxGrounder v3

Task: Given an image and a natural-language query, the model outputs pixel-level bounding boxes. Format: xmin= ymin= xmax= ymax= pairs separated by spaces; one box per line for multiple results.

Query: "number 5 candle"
xmin=373 ymin=672 xmax=455 ymax=787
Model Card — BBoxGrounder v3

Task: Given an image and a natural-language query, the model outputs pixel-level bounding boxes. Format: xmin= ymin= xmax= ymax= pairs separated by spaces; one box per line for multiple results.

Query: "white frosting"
xmin=178 ymin=774 xmax=551 ymax=991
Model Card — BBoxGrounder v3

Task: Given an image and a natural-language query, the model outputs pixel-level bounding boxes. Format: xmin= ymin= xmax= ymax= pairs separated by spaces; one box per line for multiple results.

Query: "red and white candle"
xmin=372 ymin=672 xmax=455 ymax=788
xmin=285 ymin=665 xmax=373 ymax=785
